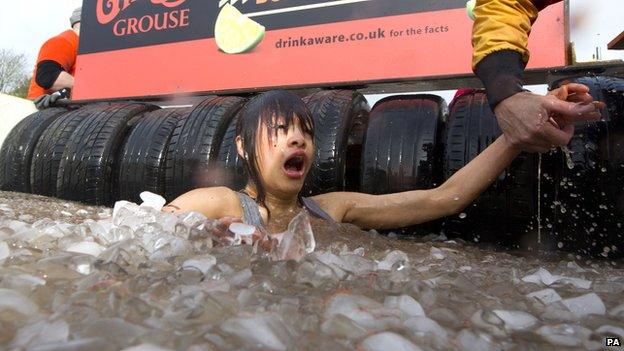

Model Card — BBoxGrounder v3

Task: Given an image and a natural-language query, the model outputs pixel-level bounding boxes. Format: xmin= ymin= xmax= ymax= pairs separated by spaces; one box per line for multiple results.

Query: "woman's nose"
xmin=287 ymin=128 xmax=306 ymax=148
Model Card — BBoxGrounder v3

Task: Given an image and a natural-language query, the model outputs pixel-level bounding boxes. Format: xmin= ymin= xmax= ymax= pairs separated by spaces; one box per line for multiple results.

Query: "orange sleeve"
xmin=36 ymin=35 xmax=77 ymax=71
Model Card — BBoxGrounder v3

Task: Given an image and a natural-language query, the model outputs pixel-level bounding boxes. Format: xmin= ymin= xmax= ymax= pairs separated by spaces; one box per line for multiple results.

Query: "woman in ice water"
xmin=163 ymin=87 xmax=601 ymax=237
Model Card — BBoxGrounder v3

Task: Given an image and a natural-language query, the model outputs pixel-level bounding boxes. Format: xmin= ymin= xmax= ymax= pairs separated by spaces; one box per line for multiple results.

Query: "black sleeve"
xmin=35 ymin=60 xmax=65 ymax=90
xmin=474 ymin=50 xmax=526 ymax=110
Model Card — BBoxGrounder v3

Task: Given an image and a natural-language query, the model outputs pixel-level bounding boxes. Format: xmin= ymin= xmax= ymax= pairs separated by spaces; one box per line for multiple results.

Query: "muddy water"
xmin=1 ymin=191 xmax=623 ymax=351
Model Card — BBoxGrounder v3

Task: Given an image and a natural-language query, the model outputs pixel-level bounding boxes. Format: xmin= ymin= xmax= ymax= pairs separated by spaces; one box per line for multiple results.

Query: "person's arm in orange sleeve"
xmin=34 ymin=35 xmax=76 ymax=93
xmin=470 ymin=0 xmax=601 ymax=153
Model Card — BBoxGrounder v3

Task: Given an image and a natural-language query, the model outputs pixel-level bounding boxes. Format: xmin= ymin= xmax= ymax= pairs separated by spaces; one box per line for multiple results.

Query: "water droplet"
xmin=558 ymin=242 xmax=564 ymax=248
xmin=459 ymin=212 xmax=467 ymax=219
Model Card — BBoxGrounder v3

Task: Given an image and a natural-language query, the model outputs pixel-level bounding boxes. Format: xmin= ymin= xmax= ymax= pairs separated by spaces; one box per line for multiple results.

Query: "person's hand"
xmin=547 ymin=83 xmax=606 ymax=114
xmin=33 ymin=88 xmax=71 ymax=110
xmin=494 ymin=89 xmax=603 ymax=153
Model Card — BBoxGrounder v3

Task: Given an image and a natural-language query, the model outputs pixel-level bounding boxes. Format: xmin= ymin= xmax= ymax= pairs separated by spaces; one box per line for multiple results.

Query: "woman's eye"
xmin=276 ymin=124 xmax=287 ymax=130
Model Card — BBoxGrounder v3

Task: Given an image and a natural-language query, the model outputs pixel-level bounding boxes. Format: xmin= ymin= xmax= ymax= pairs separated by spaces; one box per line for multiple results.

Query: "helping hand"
xmin=494 ymin=84 xmax=603 ymax=153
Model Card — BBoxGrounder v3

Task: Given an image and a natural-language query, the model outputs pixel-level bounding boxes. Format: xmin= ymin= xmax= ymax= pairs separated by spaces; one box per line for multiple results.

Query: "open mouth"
xmin=283 ymin=153 xmax=306 ymax=178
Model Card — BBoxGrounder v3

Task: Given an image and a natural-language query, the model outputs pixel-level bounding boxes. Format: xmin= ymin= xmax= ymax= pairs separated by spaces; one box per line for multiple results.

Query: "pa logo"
xmin=606 ymin=337 xmax=621 ymax=347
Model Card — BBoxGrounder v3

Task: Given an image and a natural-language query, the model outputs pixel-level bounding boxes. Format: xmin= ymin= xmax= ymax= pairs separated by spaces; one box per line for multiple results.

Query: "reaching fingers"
xmin=562 ymin=83 xmax=590 ymax=95
xmin=545 ymin=97 xmax=602 ymax=123
xmin=567 ymin=92 xmax=594 ymax=105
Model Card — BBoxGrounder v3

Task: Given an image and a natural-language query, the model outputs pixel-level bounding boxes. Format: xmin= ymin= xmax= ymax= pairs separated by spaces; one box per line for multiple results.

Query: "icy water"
xmin=1 ymin=191 xmax=623 ymax=351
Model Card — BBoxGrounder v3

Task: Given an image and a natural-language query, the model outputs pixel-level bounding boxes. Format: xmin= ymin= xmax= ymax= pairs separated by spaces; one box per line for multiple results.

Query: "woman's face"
xmin=239 ymin=115 xmax=315 ymax=198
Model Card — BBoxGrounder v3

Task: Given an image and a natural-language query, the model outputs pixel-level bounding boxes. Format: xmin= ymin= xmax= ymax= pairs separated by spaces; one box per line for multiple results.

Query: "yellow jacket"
xmin=472 ymin=0 xmax=562 ymax=108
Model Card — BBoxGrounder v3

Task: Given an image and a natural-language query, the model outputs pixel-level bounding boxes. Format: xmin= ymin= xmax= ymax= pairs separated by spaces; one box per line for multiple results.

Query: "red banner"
xmin=73 ymin=1 xmax=565 ymax=101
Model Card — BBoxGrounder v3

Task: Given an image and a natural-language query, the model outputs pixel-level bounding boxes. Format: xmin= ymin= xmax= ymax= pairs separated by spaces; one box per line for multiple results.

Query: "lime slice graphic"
xmin=215 ymin=4 xmax=266 ymax=54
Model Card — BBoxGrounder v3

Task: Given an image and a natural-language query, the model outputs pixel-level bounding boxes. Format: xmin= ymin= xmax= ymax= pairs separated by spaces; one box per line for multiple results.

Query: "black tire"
xmin=164 ymin=96 xmax=246 ymax=201
xmin=301 ymin=90 xmax=370 ymax=196
xmin=543 ymin=123 xmax=605 ymax=256
xmin=0 ymin=108 xmax=67 ymax=193
xmin=544 ymin=84 xmax=624 ymax=258
xmin=442 ymin=91 xmax=538 ymax=248
xmin=56 ymin=103 xmax=157 ymax=205
xmin=360 ymin=95 xmax=445 ymax=195
xmin=216 ymin=113 xmax=247 ymax=191
xmin=549 ymin=76 xmax=624 ymax=121
xmin=30 ymin=105 xmax=104 ymax=197
xmin=116 ymin=108 xmax=189 ymax=204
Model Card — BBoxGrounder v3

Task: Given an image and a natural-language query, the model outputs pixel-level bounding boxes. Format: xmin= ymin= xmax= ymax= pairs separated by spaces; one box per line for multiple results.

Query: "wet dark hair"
xmin=236 ymin=90 xmax=315 ymax=217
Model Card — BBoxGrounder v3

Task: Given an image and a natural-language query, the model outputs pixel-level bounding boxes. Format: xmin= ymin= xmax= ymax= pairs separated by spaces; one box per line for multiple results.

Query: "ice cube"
xmin=324 ymin=293 xmax=401 ymax=331
xmin=221 ymin=313 xmax=293 ymax=351
xmin=0 ymin=288 xmax=39 ymax=318
xmin=536 ymin=324 xmax=591 ymax=347
xmin=270 ymin=212 xmax=315 ymax=261
xmin=229 ymin=222 xmax=255 ymax=236
xmin=0 ymin=240 xmax=9 ymax=260
xmin=3 ymin=274 xmax=46 ymax=290
xmin=457 ymin=330 xmax=499 ymax=351
xmin=65 ymin=241 xmax=106 ymax=257
xmin=609 ymin=303 xmax=624 ymax=318
xmin=182 ymin=255 xmax=217 ymax=275
xmin=139 ymin=191 xmax=167 ymax=211
xmin=562 ymin=293 xmax=606 ymax=316
xmin=384 ymin=295 xmax=425 ymax=318
xmin=404 ymin=316 xmax=448 ymax=338
xmin=359 ymin=332 xmax=422 ymax=351
xmin=378 ymin=250 xmax=409 ymax=271
xmin=10 ymin=319 xmax=69 ymax=348
xmin=521 ymin=268 xmax=591 ymax=289
xmin=492 ymin=310 xmax=538 ymax=331
xmin=430 ymin=247 xmax=445 ymax=260
xmin=527 ymin=288 xmax=562 ymax=305
xmin=595 ymin=325 xmax=624 ymax=339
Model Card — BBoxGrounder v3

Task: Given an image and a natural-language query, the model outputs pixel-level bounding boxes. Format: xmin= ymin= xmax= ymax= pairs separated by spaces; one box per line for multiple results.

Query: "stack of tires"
xmin=0 ymin=91 xmax=370 ymax=207
xmin=1 ymin=78 xmax=622 ymax=258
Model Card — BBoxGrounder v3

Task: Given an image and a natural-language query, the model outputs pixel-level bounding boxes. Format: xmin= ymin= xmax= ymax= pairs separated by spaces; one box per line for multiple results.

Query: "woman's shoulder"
xmin=165 ymin=186 xmax=241 ymax=219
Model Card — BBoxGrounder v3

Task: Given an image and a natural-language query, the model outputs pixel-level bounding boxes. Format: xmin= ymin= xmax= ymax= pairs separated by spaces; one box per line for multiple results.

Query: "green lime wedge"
xmin=215 ymin=4 xmax=266 ymax=54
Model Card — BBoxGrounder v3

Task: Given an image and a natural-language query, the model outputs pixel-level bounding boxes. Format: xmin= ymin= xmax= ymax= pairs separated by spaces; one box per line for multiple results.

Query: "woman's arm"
xmin=162 ymin=186 xmax=241 ymax=219
xmin=314 ymin=135 xmax=520 ymax=229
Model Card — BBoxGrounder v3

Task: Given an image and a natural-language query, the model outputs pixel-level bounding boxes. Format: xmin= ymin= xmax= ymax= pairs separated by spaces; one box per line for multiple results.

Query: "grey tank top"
xmin=236 ymin=192 xmax=333 ymax=227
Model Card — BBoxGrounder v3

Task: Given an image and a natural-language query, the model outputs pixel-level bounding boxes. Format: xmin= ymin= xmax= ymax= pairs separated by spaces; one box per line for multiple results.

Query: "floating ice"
xmin=139 ymin=192 xmax=167 ymax=211
xmin=384 ymin=295 xmax=425 ymax=317
xmin=65 ymin=241 xmax=106 ymax=257
xmin=404 ymin=316 xmax=448 ymax=338
xmin=0 ymin=240 xmax=9 ymax=260
xmin=457 ymin=330 xmax=499 ymax=351
xmin=430 ymin=247 xmax=445 ymax=260
xmin=0 ymin=288 xmax=39 ymax=317
xmin=182 ymin=255 xmax=217 ymax=275
xmin=562 ymin=293 xmax=606 ymax=316
xmin=221 ymin=313 xmax=293 ymax=351
xmin=1 ymin=191 xmax=623 ymax=350
xmin=536 ymin=324 xmax=592 ymax=347
xmin=521 ymin=268 xmax=592 ymax=289
xmin=492 ymin=310 xmax=538 ymax=331
xmin=270 ymin=212 xmax=316 ymax=261
xmin=10 ymin=319 xmax=69 ymax=348
xmin=596 ymin=325 xmax=624 ymax=339
xmin=377 ymin=250 xmax=409 ymax=271
xmin=527 ymin=288 xmax=562 ymax=305
xmin=360 ymin=332 xmax=422 ymax=351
